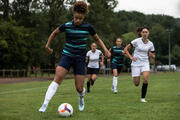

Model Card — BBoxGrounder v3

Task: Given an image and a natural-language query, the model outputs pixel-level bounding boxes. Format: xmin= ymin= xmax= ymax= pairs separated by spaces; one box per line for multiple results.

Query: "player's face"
xmin=116 ymin=38 xmax=122 ymax=46
xmin=91 ymin=43 xmax=97 ymax=51
xmin=141 ymin=28 xmax=149 ymax=39
xmin=73 ymin=12 xmax=85 ymax=26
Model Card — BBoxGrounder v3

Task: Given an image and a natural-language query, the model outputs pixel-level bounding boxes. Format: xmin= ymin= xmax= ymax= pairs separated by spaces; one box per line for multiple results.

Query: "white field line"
xmin=0 ymin=85 xmax=108 ymax=95
xmin=0 ymin=87 xmax=47 ymax=95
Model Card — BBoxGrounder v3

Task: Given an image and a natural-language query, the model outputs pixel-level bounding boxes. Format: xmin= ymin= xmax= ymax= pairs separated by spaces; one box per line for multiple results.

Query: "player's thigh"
xmin=54 ymin=66 xmax=68 ymax=84
xmin=131 ymin=66 xmax=141 ymax=86
xmin=74 ymin=58 xmax=86 ymax=76
xmin=111 ymin=63 xmax=118 ymax=77
xmin=142 ymin=65 xmax=150 ymax=83
xmin=113 ymin=69 xmax=118 ymax=77
xmin=117 ymin=66 xmax=122 ymax=74
xmin=87 ymin=74 xmax=92 ymax=82
xmin=73 ymin=59 xmax=86 ymax=92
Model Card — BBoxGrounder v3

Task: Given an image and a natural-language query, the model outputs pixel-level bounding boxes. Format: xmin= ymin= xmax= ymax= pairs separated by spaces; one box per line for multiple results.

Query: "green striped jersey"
xmin=59 ymin=21 xmax=96 ymax=58
xmin=111 ymin=46 xmax=124 ymax=66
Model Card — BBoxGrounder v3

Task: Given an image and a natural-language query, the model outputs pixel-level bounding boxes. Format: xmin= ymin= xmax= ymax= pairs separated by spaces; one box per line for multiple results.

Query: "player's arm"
xmin=149 ymin=51 xmax=155 ymax=59
xmin=149 ymin=51 xmax=156 ymax=64
xmin=100 ymin=53 xmax=104 ymax=67
xmin=124 ymin=44 xmax=137 ymax=61
xmin=45 ymin=27 xmax=61 ymax=54
xmin=122 ymin=50 xmax=128 ymax=57
xmin=93 ymin=34 xmax=111 ymax=58
xmin=109 ymin=48 xmax=111 ymax=53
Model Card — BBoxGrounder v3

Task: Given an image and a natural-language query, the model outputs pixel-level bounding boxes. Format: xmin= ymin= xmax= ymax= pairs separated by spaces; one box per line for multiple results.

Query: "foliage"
xmin=0 ymin=0 xmax=180 ymax=69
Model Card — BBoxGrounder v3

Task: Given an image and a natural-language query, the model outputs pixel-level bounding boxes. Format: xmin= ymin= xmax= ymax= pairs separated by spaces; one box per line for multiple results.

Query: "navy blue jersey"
xmin=59 ymin=21 xmax=96 ymax=58
xmin=111 ymin=46 xmax=124 ymax=66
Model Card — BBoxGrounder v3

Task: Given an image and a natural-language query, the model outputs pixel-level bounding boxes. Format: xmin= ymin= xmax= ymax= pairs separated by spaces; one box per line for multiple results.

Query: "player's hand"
xmin=149 ymin=52 xmax=155 ymax=59
xmin=105 ymin=50 xmax=111 ymax=59
xmin=122 ymin=50 xmax=125 ymax=54
xmin=45 ymin=45 xmax=53 ymax=54
xmin=130 ymin=56 xmax=137 ymax=61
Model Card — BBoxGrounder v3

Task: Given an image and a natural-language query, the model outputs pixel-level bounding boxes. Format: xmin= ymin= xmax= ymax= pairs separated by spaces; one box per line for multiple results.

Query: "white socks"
xmin=43 ymin=81 xmax=59 ymax=105
xmin=78 ymin=88 xmax=85 ymax=97
xmin=113 ymin=76 xmax=118 ymax=90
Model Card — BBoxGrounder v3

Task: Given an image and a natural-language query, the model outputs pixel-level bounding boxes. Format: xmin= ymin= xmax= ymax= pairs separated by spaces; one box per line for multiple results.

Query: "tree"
xmin=121 ymin=32 xmax=137 ymax=44
xmin=0 ymin=20 xmax=37 ymax=69
xmin=171 ymin=45 xmax=180 ymax=65
xmin=1 ymin=0 xmax=10 ymax=21
xmin=150 ymin=24 xmax=168 ymax=64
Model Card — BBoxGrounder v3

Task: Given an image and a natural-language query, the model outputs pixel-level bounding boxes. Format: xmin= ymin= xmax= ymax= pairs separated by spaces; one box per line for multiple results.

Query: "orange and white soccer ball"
xmin=57 ymin=103 xmax=73 ymax=117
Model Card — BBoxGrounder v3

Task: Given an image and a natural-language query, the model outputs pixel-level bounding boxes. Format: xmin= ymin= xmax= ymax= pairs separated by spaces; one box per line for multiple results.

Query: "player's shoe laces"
xmin=141 ymin=98 xmax=147 ymax=103
xmin=39 ymin=104 xmax=48 ymax=113
xmin=79 ymin=96 xmax=84 ymax=111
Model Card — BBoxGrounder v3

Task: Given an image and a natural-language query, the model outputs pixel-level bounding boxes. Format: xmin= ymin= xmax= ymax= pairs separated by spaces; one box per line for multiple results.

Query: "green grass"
xmin=0 ymin=72 xmax=180 ymax=120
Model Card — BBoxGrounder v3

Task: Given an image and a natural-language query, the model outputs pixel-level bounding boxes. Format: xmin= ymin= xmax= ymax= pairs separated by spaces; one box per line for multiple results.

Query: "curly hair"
xmin=73 ymin=1 xmax=89 ymax=14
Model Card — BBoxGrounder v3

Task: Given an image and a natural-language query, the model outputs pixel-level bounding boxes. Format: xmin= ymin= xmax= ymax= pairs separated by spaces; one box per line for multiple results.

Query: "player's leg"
xmin=75 ymin=75 xmax=85 ymax=111
xmin=91 ymin=74 xmax=97 ymax=85
xmin=39 ymin=66 xmax=68 ymax=112
xmin=87 ymin=74 xmax=91 ymax=93
xmin=74 ymin=59 xmax=86 ymax=111
xmin=39 ymin=55 xmax=71 ymax=113
xmin=92 ymin=68 xmax=99 ymax=86
xmin=141 ymin=70 xmax=149 ymax=102
xmin=131 ymin=66 xmax=141 ymax=86
xmin=112 ymin=69 xmax=118 ymax=93
xmin=133 ymin=77 xmax=140 ymax=86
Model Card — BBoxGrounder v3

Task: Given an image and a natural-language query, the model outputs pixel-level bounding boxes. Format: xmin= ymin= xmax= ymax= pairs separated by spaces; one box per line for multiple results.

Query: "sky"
xmin=115 ymin=0 xmax=180 ymax=18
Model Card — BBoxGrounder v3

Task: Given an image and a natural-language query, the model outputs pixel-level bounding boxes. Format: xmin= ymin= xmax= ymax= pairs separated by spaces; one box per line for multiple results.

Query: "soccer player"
xmin=110 ymin=38 xmax=126 ymax=94
xmin=86 ymin=42 xmax=104 ymax=93
xmin=124 ymin=26 xmax=155 ymax=102
xmin=39 ymin=1 xmax=110 ymax=113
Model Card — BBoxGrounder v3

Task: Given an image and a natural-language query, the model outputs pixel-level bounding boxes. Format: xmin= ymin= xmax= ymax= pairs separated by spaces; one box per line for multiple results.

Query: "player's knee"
xmin=76 ymin=86 xmax=83 ymax=93
xmin=54 ymin=75 xmax=63 ymax=84
xmin=143 ymin=79 xmax=148 ymax=84
xmin=92 ymin=76 xmax=96 ymax=81
xmin=134 ymin=82 xmax=139 ymax=86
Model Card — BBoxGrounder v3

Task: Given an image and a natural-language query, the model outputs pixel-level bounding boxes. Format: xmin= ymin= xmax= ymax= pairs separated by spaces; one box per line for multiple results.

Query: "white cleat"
xmin=79 ymin=96 xmax=85 ymax=112
xmin=113 ymin=89 xmax=118 ymax=94
xmin=141 ymin=98 xmax=147 ymax=103
xmin=39 ymin=104 xmax=48 ymax=113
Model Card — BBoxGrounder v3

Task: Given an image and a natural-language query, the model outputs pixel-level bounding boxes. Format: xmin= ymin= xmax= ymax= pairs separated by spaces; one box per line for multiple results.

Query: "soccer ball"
xmin=57 ymin=103 xmax=73 ymax=117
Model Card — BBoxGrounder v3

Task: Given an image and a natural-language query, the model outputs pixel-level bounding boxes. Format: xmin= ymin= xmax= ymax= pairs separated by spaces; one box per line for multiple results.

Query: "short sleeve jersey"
xmin=111 ymin=46 xmax=125 ymax=66
xmin=130 ymin=37 xmax=155 ymax=66
xmin=59 ymin=21 xmax=96 ymax=59
xmin=86 ymin=49 xmax=102 ymax=68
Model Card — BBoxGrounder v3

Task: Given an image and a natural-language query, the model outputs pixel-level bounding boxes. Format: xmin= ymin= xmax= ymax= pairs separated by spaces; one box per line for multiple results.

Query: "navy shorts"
xmin=58 ymin=55 xmax=86 ymax=75
xmin=87 ymin=67 xmax=99 ymax=74
xmin=111 ymin=63 xmax=122 ymax=74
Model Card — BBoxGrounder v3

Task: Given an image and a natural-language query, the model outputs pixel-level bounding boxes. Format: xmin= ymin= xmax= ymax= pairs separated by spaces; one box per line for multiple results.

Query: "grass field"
xmin=0 ymin=72 xmax=180 ymax=120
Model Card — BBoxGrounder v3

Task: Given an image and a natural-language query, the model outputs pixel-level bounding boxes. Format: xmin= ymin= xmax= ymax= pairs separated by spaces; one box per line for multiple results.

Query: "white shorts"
xmin=131 ymin=65 xmax=150 ymax=77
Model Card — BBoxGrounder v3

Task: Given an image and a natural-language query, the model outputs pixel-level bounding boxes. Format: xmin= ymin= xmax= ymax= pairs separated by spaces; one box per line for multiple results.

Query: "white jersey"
xmin=86 ymin=49 xmax=102 ymax=68
xmin=131 ymin=37 xmax=155 ymax=66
